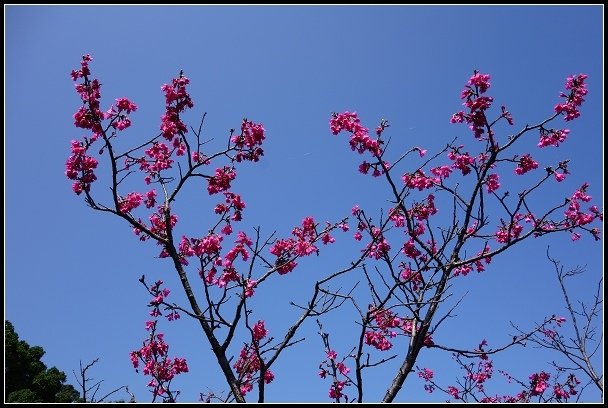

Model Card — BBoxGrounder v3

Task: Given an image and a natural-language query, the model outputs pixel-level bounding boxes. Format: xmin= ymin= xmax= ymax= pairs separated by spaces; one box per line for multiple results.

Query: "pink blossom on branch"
xmin=65 ymin=140 xmax=98 ymax=195
xmin=269 ymin=216 xmax=344 ymax=274
xmin=418 ymin=367 xmax=434 ymax=382
xmin=467 ymin=72 xmax=491 ymax=93
xmin=130 ymin=281 xmax=189 ymax=402
xmin=529 ymin=371 xmax=550 ymax=396
xmin=160 ymin=73 xmax=193 ymax=141
xmin=538 ymin=128 xmax=569 ymax=148
xmin=402 ymin=170 xmax=438 ymax=191
xmin=252 ymin=320 xmax=268 ymax=342
xmin=232 ymin=119 xmax=266 ymax=162
xmin=233 ymin=321 xmax=274 ymax=395
xmin=554 ymin=74 xmax=588 ymax=121
xmin=207 ymin=166 xmax=236 ymax=195
xmin=451 ymin=71 xmax=494 ymax=138
xmin=448 ymin=148 xmax=475 ymax=176
xmin=119 ymin=192 xmax=143 ymax=214
xmin=447 ymin=385 xmax=460 ymax=400
xmin=485 ymin=173 xmax=500 ymax=193
xmin=364 ymin=227 xmax=391 ymax=260
xmin=115 ymin=97 xmax=138 ymax=114
xmin=514 ymin=154 xmax=539 ymax=175
xmin=495 ymin=216 xmax=524 ymax=244
xmin=107 ymin=97 xmax=138 ymax=131
xmin=330 ymin=111 xmax=383 ymax=157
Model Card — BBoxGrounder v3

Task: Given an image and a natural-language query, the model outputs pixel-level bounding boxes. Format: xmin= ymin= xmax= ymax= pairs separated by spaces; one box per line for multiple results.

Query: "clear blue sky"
xmin=5 ymin=6 xmax=603 ymax=402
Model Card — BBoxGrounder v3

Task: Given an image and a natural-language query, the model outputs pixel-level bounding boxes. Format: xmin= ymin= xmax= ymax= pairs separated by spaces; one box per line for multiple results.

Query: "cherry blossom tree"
xmin=65 ymin=54 xmax=602 ymax=402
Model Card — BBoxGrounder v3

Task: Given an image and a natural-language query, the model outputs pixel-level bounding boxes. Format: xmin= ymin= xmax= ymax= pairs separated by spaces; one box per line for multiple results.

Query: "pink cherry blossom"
xmin=402 ymin=170 xmax=437 ymax=190
xmin=418 ymin=368 xmax=434 ymax=381
xmin=538 ymin=129 xmax=569 ymax=148
xmin=119 ymin=192 xmax=143 ymax=213
xmin=514 ymin=154 xmax=539 ymax=175
xmin=485 ymin=173 xmax=500 ymax=193
xmin=554 ymin=74 xmax=588 ymax=121
xmin=252 ymin=320 xmax=268 ymax=342
xmin=448 ymin=149 xmax=475 ymax=175
xmin=529 ymin=371 xmax=550 ymax=396
xmin=447 ymin=386 xmax=460 ymax=400
xmin=207 ymin=167 xmax=236 ymax=195
xmin=232 ymin=119 xmax=266 ymax=162
xmin=65 ymin=140 xmax=98 ymax=195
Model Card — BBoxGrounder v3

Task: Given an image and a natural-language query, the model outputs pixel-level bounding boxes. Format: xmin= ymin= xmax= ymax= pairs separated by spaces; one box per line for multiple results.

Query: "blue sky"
xmin=5 ymin=6 xmax=603 ymax=402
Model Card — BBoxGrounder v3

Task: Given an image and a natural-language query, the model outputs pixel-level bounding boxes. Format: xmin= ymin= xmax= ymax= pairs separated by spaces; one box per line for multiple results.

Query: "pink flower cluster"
xmin=418 ymin=367 xmax=434 ymax=381
xmin=408 ymin=194 xmax=438 ymax=224
xmin=485 ymin=173 xmax=500 ymax=193
xmin=330 ymin=112 xmax=387 ymax=176
xmin=364 ymin=307 xmax=433 ymax=352
xmin=554 ymin=374 xmax=580 ymax=400
xmin=191 ymin=232 xmax=257 ymax=295
xmin=554 ymin=74 xmax=588 ymax=121
xmin=178 ymin=233 xmax=223 ymax=264
xmin=401 ymin=239 xmax=421 ymax=260
xmin=389 ymin=207 xmax=405 ymax=228
xmin=70 ymin=54 xmax=92 ymax=81
xmin=144 ymin=190 xmax=157 ymax=208
xmin=130 ymin=281 xmax=188 ymax=401
xmin=215 ymin=192 xmax=247 ymax=235
xmin=129 ymin=331 xmax=188 ymax=399
xmin=447 ymin=385 xmax=460 ymax=400
xmin=72 ymin=55 xmax=138 ymax=139
xmin=222 ymin=236 xmax=250 ymax=270
xmin=145 ymin=280 xmax=175 ymax=317
xmin=402 ymin=170 xmax=437 ymax=191
xmin=133 ymin=207 xmax=178 ymax=242
xmin=160 ymin=74 xmax=193 ymax=141
xmin=451 ymin=71 xmax=496 ymax=139
xmin=529 ymin=371 xmax=550 ymax=396
xmin=68 ymin=55 xmax=128 ymax=194
xmin=361 ymin=227 xmax=391 ymax=260
xmin=365 ymin=308 xmax=401 ymax=351
xmin=318 ymin=350 xmax=352 ymax=401
xmin=448 ymin=148 xmax=475 ymax=176
xmin=107 ymin=97 xmax=138 ymax=130
xmin=446 ymin=345 xmax=580 ymax=401
xmin=418 ymin=368 xmax=435 ymax=393
xmin=233 ymin=320 xmax=275 ymax=396
xmin=467 ymin=357 xmax=494 ymax=392
xmin=71 ymin=55 xmax=105 ymax=136
xmin=430 ymin=165 xmax=452 ymax=181
xmin=135 ymin=142 xmax=174 ymax=185
xmin=65 ymin=140 xmax=98 ymax=194
xmin=564 ymin=183 xmax=602 ymax=234
xmin=330 ymin=111 xmax=382 ymax=156
xmin=232 ymin=119 xmax=266 ymax=162
xmin=495 ymin=215 xmax=524 ymax=244
xmin=119 ymin=192 xmax=143 ymax=214
xmin=400 ymin=266 xmax=423 ymax=291
xmin=269 ymin=217 xmax=332 ymax=274
xmin=358 ymin=159 xmax=391 ymax=177
xmin=207 ymin=166 xmax=237 ymax=195
xmin=471 ymin=245 xmax=492 ymax=273
xmin=538 ymin=128 xmax=570 ymax=148
xmin=479 ymin=371 xmax=579 ymax=402
xmin=514 ymin=154 xmax=539 ymax=175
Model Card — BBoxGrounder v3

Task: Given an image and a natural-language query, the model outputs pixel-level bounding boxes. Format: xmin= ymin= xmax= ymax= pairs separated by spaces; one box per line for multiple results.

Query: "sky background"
xmin=5 ymin=5 xmax=603 ymax=403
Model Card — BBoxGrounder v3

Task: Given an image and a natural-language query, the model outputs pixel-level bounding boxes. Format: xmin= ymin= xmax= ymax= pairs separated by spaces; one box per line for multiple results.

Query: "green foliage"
xmin=5 ymin=321 xmax=81 ymax=403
